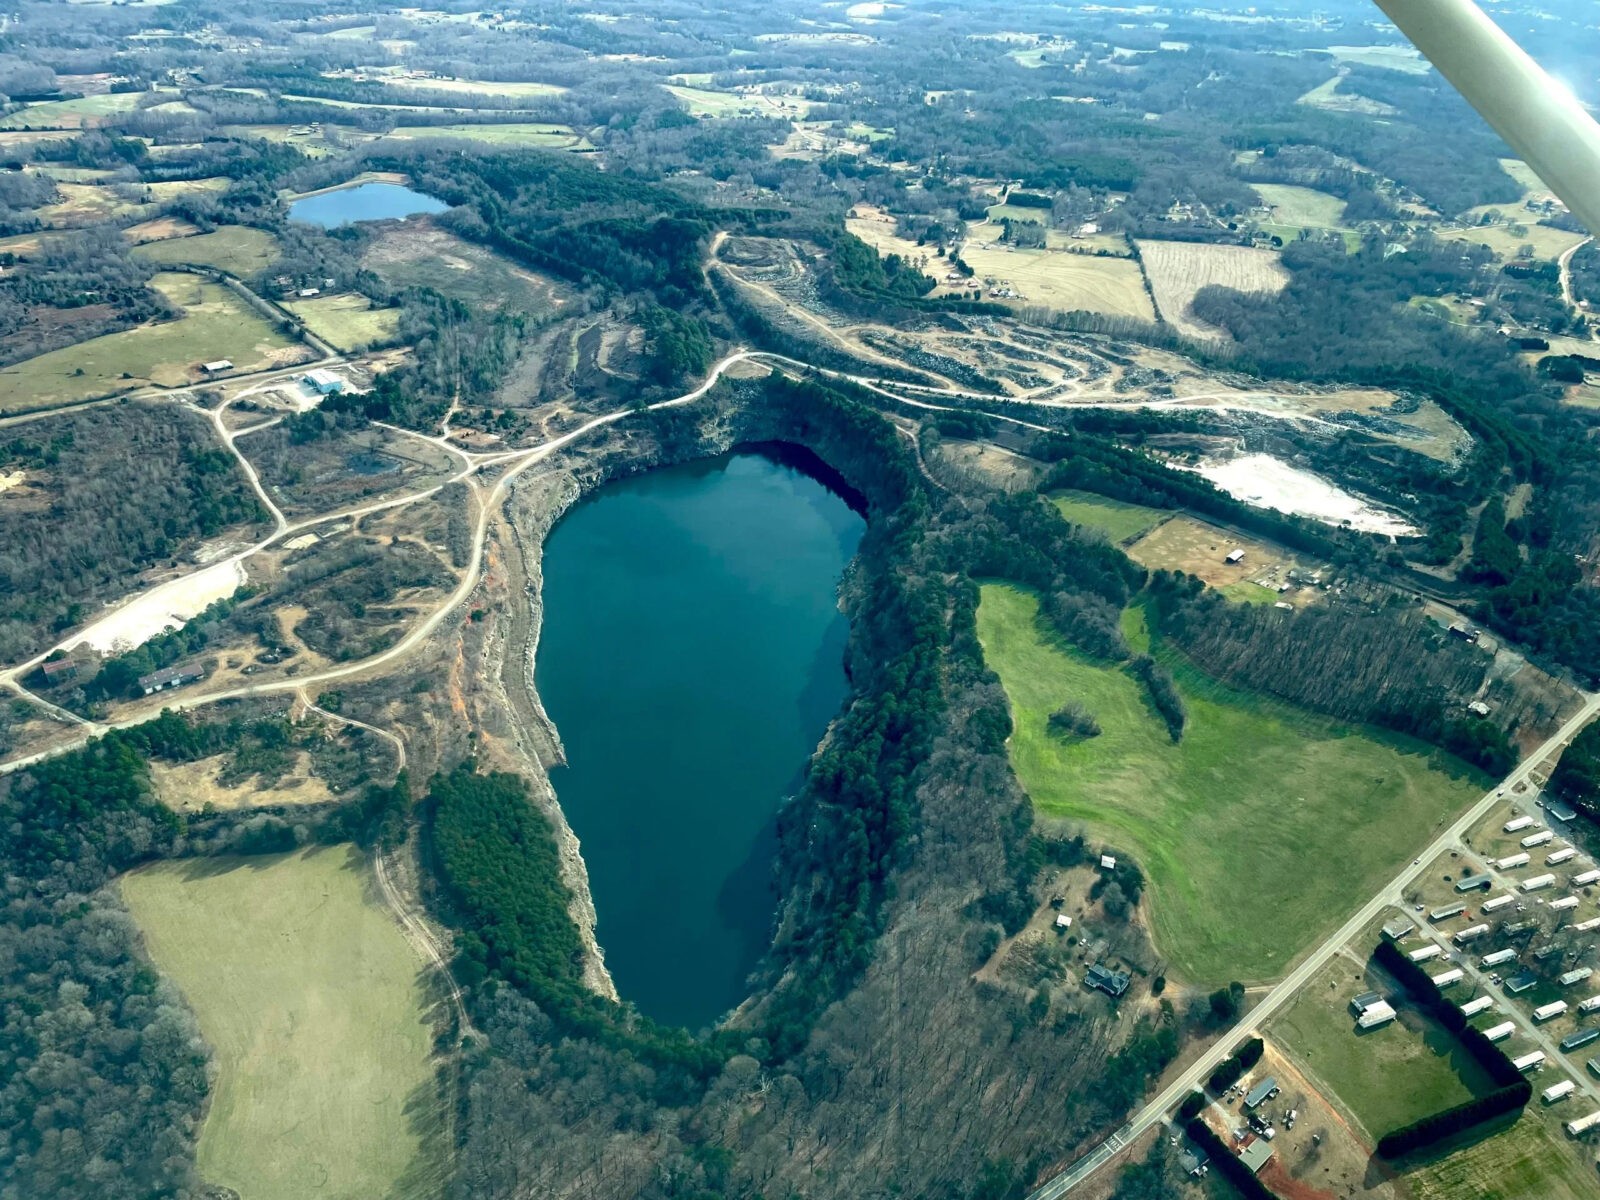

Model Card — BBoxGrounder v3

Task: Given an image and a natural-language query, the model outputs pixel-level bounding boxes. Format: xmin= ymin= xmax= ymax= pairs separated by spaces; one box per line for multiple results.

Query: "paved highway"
xmin=1027 ymin=689 xmax=1600 ymax=1199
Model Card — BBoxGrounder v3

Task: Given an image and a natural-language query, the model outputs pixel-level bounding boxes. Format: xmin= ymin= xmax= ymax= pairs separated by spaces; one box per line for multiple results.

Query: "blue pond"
xmin=287 ymin=182 xmax=447 ymax=228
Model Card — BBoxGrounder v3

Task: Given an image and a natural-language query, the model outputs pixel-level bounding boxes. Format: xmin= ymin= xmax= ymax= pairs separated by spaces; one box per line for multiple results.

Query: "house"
xmin=296 ymin=286 xmax=322 ymax=298
xmin=1085 ymin=963 xmax=1130 ymax=997
xmin=1381 ymin=918 xmax=1415 ymax=942
xmin=1455 ymin=873 xmax=1493 ymax=893
xmin=1506 ymin=970 xmax=1539 ymax=994
xmin=1243 ymin=1076 xmax=1278 ymax=1109
xmin=138 ymin=664 xmax=203 ymax=695
xmin=1429 ymin=902 xmax=1467 ymax=921
xmin=1238 ymin=1138 xmax=1274 ymax=1175
xmin=40 ymin=658 xmax=78 ymax=685
xmin=1467 ymin=700 xmax=1491 ymax=717
xmin=1448 ymin=622 xmax=1480 ymax=643
xmin=1100 ymin=854 xmax=1116 ymax=870
xmin=303 ymin=368 xmax=345 ymax=395
xmin=1178 ymin=1141 xmax=1209 ymax=1176
xmin=1054 ymin=913 xmax=1072 ymax=930
xmin=1561 ymin=1028 xmax=1600 ymax=1052
xmin=1224 ymin=548 xmax=1246 ymax=564
xmin=200 ymin=359 xmax=234 ymax=374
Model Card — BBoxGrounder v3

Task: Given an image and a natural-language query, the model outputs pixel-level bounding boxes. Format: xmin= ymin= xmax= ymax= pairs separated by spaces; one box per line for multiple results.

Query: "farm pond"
xmin=537 ymin=447 xmax=865 ymax=1030
xmin=287 ymin=181 xmax=447 ymax=228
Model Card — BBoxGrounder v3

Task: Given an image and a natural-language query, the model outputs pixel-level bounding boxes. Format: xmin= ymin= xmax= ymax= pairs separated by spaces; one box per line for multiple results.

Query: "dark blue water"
xmin=287 ymin=182 xmax=447 ymax=228
xmin=537 ymin=449 xmax=865 ymax=1030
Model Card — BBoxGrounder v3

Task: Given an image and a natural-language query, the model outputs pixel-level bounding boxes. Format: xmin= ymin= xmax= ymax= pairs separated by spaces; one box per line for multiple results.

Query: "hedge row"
xmin=1207 ymin=1036 xmax=1266 ymax=1094
xmin=1184 ymin=1119 xmax=1279 ymax=1200
xmin=1371 ymin=940 xmax=1531 ymax=1157
xmin=1177 ymin=1090 xmax=1206 ymax=1121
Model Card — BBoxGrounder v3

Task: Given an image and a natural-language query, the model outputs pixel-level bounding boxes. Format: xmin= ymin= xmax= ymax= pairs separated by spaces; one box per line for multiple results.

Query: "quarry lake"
xmin=287 ymin=181 xmax=447 ymax=227
xmin=537 ymin=447 xmax=866 ymax=1029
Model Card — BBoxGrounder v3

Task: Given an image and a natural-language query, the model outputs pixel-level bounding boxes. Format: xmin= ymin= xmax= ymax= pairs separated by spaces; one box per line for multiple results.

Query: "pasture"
xmin=0 ymin=91 xmax=143 ymax=129
xmin=959 ymin=240 xmax=1153 ymax=319
xmin=1136 ymin=239 xmax=1287 ymax=341
xmin=1251 ymin=183 xmax=1348 ymax=231
xmin=361 ymin=221 xmax=569 ymax=315
xmin=134 ymin=226 xmax=282 ymax=277
xmin=380 ymin=76 xmax=566 ymax=100
xmin=1051 ymin=490 xmax=1168 ymax=544
xmin=283 ymin=293 xmax=401 ymax=351
xmin=120 ymin=846 xmax=439 ymax=1200
xmin=384 ymin=122 xmax=586 ymax=149
xmin=1273 ymin=957 xmax=1494 ymax=1138
xmin=0 ymin=272 xmax=306 ymax=411
xmin=1323 ymin=44 xmax=1431 ymax=74
xmin=1437 ymin=220 xmax=1587 ymax=263
xmin=664 ymin=84 xmax=811 ymax=118
xmin=1405 ymin=1111 xmax=1596 ymax=1200
xmin=1297 ymin=76 xmax=1396 ymax=116
xmin=975 ymin=584 xmax=1483 ymax=983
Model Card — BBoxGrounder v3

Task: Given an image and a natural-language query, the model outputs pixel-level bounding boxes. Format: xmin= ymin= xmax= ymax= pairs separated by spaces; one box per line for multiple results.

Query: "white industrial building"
xmin=1544 ymin=1079 xmax=1577 ymax=1104
xmin=1357 ymin=1000 xmax=1397 ymax=1029
xmin=1536 ymin=1001 xmax=1571 ymax=1022
xmin=1499 ymin=852 xmax=1532 ymax=870
xmin=1523 ymin=873 xmax=1557 ymax=892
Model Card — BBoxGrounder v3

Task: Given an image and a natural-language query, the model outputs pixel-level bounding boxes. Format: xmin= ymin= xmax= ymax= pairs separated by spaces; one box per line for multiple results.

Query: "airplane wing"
xmin=1375 ymin=0 xmax=1600 ymax=235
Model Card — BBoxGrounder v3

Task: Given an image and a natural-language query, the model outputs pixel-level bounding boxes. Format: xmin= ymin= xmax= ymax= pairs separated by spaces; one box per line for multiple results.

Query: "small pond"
xmin=287 ymin=182 xmax=447 ymax=228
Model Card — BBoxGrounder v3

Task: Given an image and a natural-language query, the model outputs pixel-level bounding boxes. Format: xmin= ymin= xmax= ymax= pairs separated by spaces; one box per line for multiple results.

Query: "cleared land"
xmin=1323 ymin=45 xmax=1431 ymax=74
xmin=120 ymin=847 xmax=437 ymax=1200
xmin=960 ymin=241 xmax=1152 ymax=319
xmin=1051 ymin=490 xmax=1168 ymax=545
xmin=0 ymin=272 xmax=306 ymax=411
xmin=134 ymin=226 xmax=282 ymax=276
xmin=383 ymin=122 xmax=586 ymax=149
xmin=1136 ymin=240 xmax=1288 ymax=342
xmin=663 ymin=84 xmax=811 ymax=118
xmin=976 ymin=585 xmax=1483 ymax=983
xmin=378 ymin=76 xmax=566 ymax=100
xmin=1274 ymin=957 xmax=1493 ymax=1138
xmin=0 ymin=91 xmax=143 ymax=129
xmin=1252 ymin=183 xmax=1348 ymax=233
xmin=283 ymin=293 xmax=401 ymax=350
xmin=1298 ymin=76 xmax=1397 ymax=116
xmin=1437 ymin=220 xmax=1586 ymax=263
xmin=361 ymin=221 xmax=569 ymax=315
xmin=1126 ymin=515 xmax=1328 ymax=606
xmin=1405 ymin=1111 xmax=1597 ymax=1200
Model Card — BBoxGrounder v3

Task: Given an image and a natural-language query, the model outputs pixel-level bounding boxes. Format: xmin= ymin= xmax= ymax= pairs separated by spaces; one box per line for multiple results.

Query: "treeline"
xmin=1147 ymin=574 xmax=1514 ymax=774
xmin=423 ymin=764 xmax=726 ymax=1088
xmin=1550 ymin=720 xmax=1600 ymax=819
xmin=1370 ymin=940 xmax=1531 ymax=1157
xmin=1207 ymin=1035 xmax=1265 ymax=1094
xmin=1184 ymin=1119 xmax=1279 ymax=1200
xmin=0 ymin=227 xmax=167 ymax=366
xmin=1128 ymin=655 xmax=1184 ymax=742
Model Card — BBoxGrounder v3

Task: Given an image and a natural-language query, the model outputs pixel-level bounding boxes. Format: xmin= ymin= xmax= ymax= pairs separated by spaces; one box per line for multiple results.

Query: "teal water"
xmin=537 ymin=448 xmax=865 ymax=1030
xmin=287 ymin=182 xmax=447 ymax=227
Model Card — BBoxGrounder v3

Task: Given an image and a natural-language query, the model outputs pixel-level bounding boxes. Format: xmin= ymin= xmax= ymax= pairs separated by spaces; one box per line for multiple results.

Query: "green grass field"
xmin=134 ymin=226 xmax=282 ymax=277
xmin=121 ymin=846 xmax=439 ymax=1200
xmin=0 ymin=272 xmax=303 ymax=410
xmin=1051 ymin=490 xmax=1168 ymax=544
xmin=0 ymin=91 xmax=143 ymax=129
xmin=976 ymin=584 xmax=1485 ymax=983
xmin=362 ymin=223 xmax=569 ymax=316
xmin=1405 ymin=1111 xmax=1597 ymax=1200
xmin=283 ymin=293 xmax=401 ymax=350
xmin=1252 ymin=183 xmax=1348 ymax=230
xmin=1274 ymin=959 xmax=1493 ymax=1137
xmin=385 ymin=122 xmax=584 ymax=148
